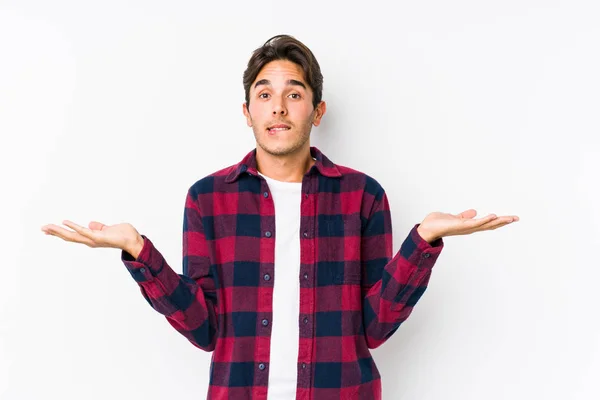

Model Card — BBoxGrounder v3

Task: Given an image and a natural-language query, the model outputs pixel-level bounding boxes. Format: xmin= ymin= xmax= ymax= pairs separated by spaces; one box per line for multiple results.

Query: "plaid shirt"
xmin=121 ymin=146 xmax=444 ymax=399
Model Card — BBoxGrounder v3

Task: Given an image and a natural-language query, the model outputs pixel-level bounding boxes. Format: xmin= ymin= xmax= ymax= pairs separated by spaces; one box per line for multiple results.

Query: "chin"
xmin=255 ymin=129 xmax=310 ymax=156
xmin=259 ymin=141 xmax=298 ymax=156
xmin=264 ymin=146 xmax=293 ymax=156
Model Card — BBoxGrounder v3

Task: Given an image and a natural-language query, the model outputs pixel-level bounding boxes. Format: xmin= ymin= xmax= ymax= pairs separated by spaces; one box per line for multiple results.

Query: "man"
xmin=41 ymin=34 xmax=519 ymax=400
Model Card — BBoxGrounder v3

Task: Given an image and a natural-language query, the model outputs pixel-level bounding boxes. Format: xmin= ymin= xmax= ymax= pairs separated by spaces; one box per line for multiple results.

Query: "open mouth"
xmin=267 ymin=124 xmax=291 ymax=133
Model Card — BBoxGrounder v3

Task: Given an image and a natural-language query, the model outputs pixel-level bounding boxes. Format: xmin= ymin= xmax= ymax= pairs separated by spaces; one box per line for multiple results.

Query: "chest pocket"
xmin=317 ymin=263 xmax=361 ymax=286
xmin=319 ymin=217 xmax=362 ymax=285
xmin=335 ymin=269 xmax=362 ymax=285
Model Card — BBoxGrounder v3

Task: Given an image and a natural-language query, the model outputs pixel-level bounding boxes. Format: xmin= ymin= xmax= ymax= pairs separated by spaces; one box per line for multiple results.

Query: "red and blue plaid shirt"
xmin=121 ymin=146 xmax=444 ymax=399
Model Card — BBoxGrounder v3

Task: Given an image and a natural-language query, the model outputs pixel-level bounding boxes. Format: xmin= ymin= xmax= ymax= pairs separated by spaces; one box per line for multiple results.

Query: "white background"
xmin=1 ymin=0 xmax=599 ymax=399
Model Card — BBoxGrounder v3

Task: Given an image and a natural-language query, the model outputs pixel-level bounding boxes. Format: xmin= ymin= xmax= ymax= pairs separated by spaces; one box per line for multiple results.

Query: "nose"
xmin=272 ymin=97 xmax=287 ymax=116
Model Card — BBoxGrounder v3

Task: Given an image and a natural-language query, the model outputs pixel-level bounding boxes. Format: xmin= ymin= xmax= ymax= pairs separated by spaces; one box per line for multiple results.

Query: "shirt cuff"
xmin=401 ymin=223 xmax=445 ymax=268
xmin=121 ymin=235 xmax=163 ymax=282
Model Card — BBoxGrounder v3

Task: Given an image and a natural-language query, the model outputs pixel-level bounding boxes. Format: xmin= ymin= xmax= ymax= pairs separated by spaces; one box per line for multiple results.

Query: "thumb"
xmin=88 ymin=221 xmax=106 ymax=231
xmin=457 ymin=209 xmax=477 ymax=219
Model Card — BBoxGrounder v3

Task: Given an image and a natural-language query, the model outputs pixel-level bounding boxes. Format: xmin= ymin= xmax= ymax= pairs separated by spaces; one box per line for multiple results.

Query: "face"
xmin=243 ymin=59 xmax=326 ymax=157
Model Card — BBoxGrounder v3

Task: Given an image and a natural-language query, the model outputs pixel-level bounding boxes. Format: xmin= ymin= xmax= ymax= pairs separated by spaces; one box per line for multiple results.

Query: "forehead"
xmin=253 ymin=59 xmax=306 ymax=85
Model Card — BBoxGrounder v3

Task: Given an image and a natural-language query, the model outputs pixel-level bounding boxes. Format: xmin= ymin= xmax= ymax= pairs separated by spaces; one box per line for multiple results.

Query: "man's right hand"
xmin=41 ymin=220 xmax=145 ymax=259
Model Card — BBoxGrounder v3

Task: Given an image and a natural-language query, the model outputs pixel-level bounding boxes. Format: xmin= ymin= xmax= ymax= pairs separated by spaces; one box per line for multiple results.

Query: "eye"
xmin=290 ymin=93 xmax=301 ymax=99
xmin=259 ymin=93 xmax=269 ymax=99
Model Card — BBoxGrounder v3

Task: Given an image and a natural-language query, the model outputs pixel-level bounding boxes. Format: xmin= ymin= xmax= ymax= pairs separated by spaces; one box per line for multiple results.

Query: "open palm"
xmin=420 ymin=209 xmax=519 ymax=240
xmin=41 ymin=220 xmax=140 ymax=250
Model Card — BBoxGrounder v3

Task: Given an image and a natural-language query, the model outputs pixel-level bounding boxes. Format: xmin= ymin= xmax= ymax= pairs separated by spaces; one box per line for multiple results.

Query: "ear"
xmin=242 ymin=102 xmax=252 ymax=127
xmin=312 ymin=101 xmax=327 ymax=127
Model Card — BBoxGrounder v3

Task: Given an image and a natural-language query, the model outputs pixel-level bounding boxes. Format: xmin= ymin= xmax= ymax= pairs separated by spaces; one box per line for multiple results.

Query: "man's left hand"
xmin=417 ymin=209 xmax=519 ymax=243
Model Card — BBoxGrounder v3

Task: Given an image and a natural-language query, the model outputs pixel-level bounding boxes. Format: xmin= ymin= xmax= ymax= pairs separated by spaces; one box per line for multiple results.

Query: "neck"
xmin=255 ymin=143 xmax=315 ymax=182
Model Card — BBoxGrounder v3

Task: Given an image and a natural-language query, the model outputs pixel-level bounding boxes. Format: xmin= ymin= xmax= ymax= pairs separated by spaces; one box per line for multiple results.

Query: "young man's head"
xmin=242 ymin=34 xmax=326 ymax=157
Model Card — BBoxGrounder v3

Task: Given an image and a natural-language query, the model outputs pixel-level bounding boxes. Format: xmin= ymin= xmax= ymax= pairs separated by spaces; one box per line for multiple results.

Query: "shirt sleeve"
xmin=361 ymin=185 xmax=444 ymax=349
xmin=121 ymin=186 xmax=219 ymax=352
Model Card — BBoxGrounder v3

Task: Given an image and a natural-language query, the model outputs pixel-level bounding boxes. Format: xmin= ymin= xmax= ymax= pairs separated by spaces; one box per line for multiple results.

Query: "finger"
xmin=482 ymin=218 xmax=513 ymax=231
xmin=63 ymin=220 xmax=98 ymax=240
xmin=41 ymin=224 xmax=98 ymax=247
xmin=463 ymin=216 xmax=515 ymax=234
xmin=461 ymin=213 xmax=498 ymax=229
xmin=482 ymin=216 xmax=517 ymax=226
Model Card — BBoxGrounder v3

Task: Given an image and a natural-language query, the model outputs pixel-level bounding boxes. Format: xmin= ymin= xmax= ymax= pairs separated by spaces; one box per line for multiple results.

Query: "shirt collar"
xmin=224 ymin=146 xmax=342 ymax=183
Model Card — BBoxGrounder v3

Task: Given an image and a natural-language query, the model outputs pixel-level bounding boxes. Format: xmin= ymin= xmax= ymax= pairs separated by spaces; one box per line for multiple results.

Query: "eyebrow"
xmin=254 ymin=79 xmax=307 ymax=90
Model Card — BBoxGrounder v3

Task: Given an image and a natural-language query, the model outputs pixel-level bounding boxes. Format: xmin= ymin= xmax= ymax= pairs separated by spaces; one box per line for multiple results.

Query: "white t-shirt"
xmin=258 ymin=171 xmax=302 ymax=400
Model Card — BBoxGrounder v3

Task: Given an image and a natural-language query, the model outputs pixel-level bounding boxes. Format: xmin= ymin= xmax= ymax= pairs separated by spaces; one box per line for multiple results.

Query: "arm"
xmin=361 ymin=184 xmax=444 ymax=349
xmin=121 ymin=186 xmax=219 ymax=352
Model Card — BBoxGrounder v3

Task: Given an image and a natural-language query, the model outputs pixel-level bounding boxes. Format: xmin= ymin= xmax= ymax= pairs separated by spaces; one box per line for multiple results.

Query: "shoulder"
xmin=186 ymin=163 xmax=238 ymax=196
xmin=335 ymin=163 xmax=386 ymax=202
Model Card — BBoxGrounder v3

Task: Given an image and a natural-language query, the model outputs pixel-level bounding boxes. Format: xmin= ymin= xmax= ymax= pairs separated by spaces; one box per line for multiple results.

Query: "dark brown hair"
xmin=243 ymin=34 xmax=323 ymax=110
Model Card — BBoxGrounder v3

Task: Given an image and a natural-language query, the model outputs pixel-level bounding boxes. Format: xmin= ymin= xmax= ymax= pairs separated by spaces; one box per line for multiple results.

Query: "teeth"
xmin=269 ymin=127 xmax=289 ymax=131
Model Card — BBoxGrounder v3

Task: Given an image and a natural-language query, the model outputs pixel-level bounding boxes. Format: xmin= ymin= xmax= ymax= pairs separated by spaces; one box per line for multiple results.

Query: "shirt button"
xmin=265 ymin=231 xmax=272 ymax=238
xmin=261 ymin=319 xmax=269 ymax=326
xmin=423 ymin=253 xmax=431 ymax=258
xmin=258 ymin=363 xmax=266 ymax=370
xmin=302 ymin=363 xmax=307 ymax=369
xmin=303 ymin=317 xmax=309 ymax=324
xmin=303 ymin=273 xmax=308 ymax=280
xmin=140 ymin=268 xmax=146 ymax=273
xmin=305 ymin=193 xmax=308 ymax=198
xmin=263 ymin=274 xmax=271 ymax=281
xmin=263 ymin=191 xmax=269 ymax=198
xmin=303 ymin=232 xmax=308 ymax=238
